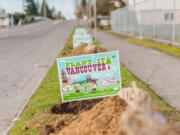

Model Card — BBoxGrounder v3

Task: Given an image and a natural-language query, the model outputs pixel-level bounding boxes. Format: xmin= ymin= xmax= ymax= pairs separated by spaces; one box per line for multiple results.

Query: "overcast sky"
xmin=0 ymin=0 xmax=77 ymax=19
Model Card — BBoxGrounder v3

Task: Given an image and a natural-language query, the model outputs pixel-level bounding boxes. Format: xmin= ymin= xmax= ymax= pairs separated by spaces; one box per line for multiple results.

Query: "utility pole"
xmin=37 ymin=0 xmax=40 ymax=14
xmin=75 ymin=0 xmax=79 ymax=26
xmin=93 ymin=0 xmax=97 ymax=40
xmin=139 ymin=1 xmax=143 ymax=40
xmin=88 ymin=0 xmax=93 ymax=36
xmin=22 ymin=0 xmax=25 ymax=14
xmin=132 ymin=0 xmax=136 ymax=35
xmin=11 ymin=14 xmax=14 ymax=26
xmin=44 ymin=0 xmax=47 ymax=17
xmin=172 ymin=0 xmax=176 ymax=41
xmin=153 ymin=0 xmax=156 ymax=37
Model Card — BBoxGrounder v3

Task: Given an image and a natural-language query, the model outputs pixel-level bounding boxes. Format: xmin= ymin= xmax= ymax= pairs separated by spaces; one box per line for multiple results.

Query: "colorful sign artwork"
xmin=74 ymin=28 xmax=87 ymax=35
xmin=57 ymin=51 xmax=121 ymax=102
xmin=73 ymin=34 xmax=93 ymax=48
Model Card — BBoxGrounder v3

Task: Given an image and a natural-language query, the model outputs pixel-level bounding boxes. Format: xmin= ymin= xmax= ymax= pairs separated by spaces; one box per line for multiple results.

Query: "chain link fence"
xmin=111 ymin=0 xmax=180 ymax=43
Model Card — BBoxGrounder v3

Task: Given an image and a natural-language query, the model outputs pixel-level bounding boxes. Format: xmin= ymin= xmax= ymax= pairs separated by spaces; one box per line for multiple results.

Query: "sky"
xmin=0 ymin=0 xmax=77 ymax=19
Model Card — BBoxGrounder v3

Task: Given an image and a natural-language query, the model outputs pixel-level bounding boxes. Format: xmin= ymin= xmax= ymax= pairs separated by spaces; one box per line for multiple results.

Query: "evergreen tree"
xmin=81 ymin=0 xmax=86 ymax=15
xmin=40 ymin=0 xmax=53 ymax=18
xmin=81 ymin=0 xmax=86 ymax=7
xmin=26 ymin=0 xmax=38 ymax=15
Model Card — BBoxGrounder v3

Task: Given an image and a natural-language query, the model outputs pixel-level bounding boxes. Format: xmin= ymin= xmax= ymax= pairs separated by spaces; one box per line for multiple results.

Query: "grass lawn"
xmin=9 ymin=29 xmax=180 ymax=135
xmin=109 ymin=32 xmax=180 ymax=58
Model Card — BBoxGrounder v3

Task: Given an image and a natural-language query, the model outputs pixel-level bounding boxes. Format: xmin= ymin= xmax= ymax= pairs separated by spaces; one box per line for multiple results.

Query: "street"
xmin=0 ymin=20 xmax=75 ymax=134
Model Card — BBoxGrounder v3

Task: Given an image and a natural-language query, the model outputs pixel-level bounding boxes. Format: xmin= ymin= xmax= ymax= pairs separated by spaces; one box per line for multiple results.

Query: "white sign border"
xmin=57 ymin=51 xmax=121 ymax=103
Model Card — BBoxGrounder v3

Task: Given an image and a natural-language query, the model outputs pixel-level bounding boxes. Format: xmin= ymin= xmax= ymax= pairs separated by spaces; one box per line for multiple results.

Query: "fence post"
xmin=123 ymin=8 xmax=126 ymax=33
xmin=93 ymin=0 xmax=97 ymax=40
xmin=153 ymin=0 xmax=156 ymax=38
xmin=139 ymin=2 xmax=143 ymax=39
xmin=172 ymin=0 xmax=176 ymax=42
xmin=134 ymin=0 xmax=136 ymax=35
xmin=130 ymin=5 xmax=133 ymax=35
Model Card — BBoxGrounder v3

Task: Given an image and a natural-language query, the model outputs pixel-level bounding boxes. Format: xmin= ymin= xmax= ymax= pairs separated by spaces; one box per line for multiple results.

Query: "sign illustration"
xmin=73 ymin=34 xmax=93 ymax=48
xmin=57 ymin=51 xmax=121 ymax=102
xmin=74 ymin=28 xmax=87 ymax=35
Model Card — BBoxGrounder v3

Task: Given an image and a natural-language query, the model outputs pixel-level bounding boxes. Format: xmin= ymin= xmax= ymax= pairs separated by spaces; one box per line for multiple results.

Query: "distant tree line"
xmin=25 ymin=0 xmax=62 ymax=19
xmin=13 ymin=0 xmax=63 ymax=25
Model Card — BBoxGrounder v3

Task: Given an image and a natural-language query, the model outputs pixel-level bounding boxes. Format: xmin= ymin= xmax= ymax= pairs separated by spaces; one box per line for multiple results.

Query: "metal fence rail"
xmin=111 ymin=0 xmax=180 ymax=43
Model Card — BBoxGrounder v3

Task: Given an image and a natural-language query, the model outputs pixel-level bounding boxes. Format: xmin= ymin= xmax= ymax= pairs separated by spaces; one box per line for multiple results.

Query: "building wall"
xmin=0 ymin=17 xmax=10 ymax=26
xmin=135 ymin=10 xmax=180 ymax=25
xmin=0 ymin=8 xmax=10 ymax=27
xmin=128 ymin=0 xmax=180 ymax=10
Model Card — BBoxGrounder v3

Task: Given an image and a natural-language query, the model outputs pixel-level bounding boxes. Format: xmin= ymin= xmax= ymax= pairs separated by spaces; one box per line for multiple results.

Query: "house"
xmin=99 ymin=77 xmax=117 ymax=86
xmin=127 ymin=0 xmax=180 ymax=9
xmin=97 ymin=15 xmax=110 ymax=26
xmin=0 ymin=9 xmax=10 ymax=27
xmin=86 ymin=75 xmax=92 ymax=83
xmin=136 ymin=9 xmax=180 ymax=25
xmin=62 ymin=84 xmax=74 ymax=91
xmin=133 ymin=0 xmax=180 ymax=25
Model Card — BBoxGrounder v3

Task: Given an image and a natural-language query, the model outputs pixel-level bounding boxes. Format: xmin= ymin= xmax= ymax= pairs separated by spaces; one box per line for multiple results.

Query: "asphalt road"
xmin=0 ymin=19 xmax=75 ymax=134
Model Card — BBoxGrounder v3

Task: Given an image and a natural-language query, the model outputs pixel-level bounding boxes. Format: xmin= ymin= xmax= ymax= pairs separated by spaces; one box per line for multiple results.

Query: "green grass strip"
xmin=128 ymin=38 xmax=180 ymax=57
xmin=109 ymin=32 xmax=180 ymax=58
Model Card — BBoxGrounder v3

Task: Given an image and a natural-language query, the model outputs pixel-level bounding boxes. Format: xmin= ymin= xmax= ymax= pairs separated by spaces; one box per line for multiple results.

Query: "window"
xmin=164 ymin=13 xmax=174 ymax=21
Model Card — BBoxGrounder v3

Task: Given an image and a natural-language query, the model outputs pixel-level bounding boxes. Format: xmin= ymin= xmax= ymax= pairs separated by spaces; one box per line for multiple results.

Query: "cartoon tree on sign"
xmin=106 ymin=57 xmax=112 ymax=64
xmin=106 ymin=57 xmax=112 ymax=70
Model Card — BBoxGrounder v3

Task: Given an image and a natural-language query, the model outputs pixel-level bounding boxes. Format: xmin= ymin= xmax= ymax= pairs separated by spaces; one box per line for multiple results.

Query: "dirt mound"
xmin=49 ymin=84 xmax=178 ymax=135
xmin=55 ymin=96 xmax=127 ymax=135
xmin=51 ymin=98 xmax=103 ymax=114
xmin=52 ymin=95 xmax=178 ymax=135
xmin=69 ymin=44 xmax=102 ymax=55
xmin=39 ymin=114 xmax=78 ymax=135
xmin=39 ymin=87 xmax=179 ymax=135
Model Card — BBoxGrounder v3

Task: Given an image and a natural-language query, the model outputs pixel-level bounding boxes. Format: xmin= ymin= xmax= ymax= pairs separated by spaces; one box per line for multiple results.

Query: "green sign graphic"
xmin=57 ymin=51 xmax=121 ymax=102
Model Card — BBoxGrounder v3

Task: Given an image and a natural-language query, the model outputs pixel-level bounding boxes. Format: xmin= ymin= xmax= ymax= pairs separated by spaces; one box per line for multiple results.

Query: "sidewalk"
xmin=97 ymin=31 xmax=180 ymax=110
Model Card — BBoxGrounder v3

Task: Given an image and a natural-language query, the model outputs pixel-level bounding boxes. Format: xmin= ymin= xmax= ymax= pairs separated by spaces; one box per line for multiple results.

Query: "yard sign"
xmin=57 ymin=51 xmax=121 ymax=102
xmin=75 ymin=28 xmax=87 ymax=35
xmin=73 ymin=34 xmax=93 ymax=48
